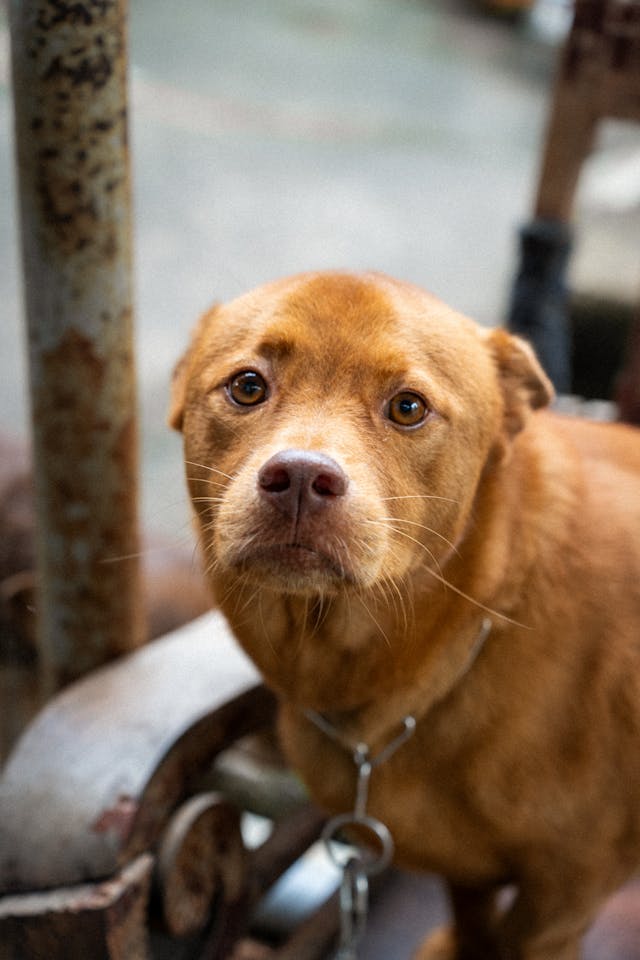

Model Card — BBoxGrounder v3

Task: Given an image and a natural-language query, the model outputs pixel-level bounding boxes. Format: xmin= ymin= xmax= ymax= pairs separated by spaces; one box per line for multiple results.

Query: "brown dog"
xmin=170 ymin=271 xmax=640 ymax=959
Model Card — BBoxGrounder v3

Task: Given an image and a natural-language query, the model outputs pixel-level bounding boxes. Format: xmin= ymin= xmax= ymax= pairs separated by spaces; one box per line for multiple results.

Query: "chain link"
xmin=306 ymin=620 xmax=491 ymax=959
xmin=334 ymin=857 xmax=369 ymax=959
xmin=309 ymin=715 xmax=418 ymax=959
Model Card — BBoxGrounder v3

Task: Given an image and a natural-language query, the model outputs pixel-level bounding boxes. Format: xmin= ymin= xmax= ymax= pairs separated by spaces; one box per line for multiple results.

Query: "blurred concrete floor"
xmin=0 ymin=0 xmax=639 ymax=540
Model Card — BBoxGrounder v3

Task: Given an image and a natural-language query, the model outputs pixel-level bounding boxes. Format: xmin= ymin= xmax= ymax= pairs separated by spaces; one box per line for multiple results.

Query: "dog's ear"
xmin=486 ymin=328 xmax=554 ymax=438
xmin=168 ymin=307 xmax=219 ymax=432
xmin=168 ymin=352 xmax=189 ymax=432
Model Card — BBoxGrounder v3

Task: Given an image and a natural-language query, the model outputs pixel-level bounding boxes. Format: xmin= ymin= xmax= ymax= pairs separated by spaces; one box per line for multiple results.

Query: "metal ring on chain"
xmin=321 ymin=813 xmax=394 ymax=876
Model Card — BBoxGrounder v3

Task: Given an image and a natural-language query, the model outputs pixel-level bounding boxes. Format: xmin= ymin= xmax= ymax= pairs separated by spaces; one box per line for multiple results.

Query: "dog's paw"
xmin=412 ymin=926 xmax=457 ymax=960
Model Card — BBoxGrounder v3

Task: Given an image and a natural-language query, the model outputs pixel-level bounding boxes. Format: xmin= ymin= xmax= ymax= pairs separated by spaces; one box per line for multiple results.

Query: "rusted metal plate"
xmin=9 ymin=0 xmax=143 ymax=688
xmin=0 ymin=853 xmax=153 ymax=960
xmin=0 ymin=612 xmax=272 ymax=894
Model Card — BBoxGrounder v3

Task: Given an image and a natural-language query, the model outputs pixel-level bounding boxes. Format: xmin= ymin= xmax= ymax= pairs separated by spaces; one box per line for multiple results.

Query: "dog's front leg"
xmin=494 ymin=875 xmax=597 ymax=960
xmin=413 ymin=881 xmax=502 ymax=960
xmin=412 ymin=876 xmax=590 ymax=960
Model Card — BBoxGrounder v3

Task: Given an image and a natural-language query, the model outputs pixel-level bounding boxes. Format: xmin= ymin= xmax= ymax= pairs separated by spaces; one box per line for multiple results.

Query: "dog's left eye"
xmin=227 ymin=370 xmax=268 ymax=407
xmin=387 ymin=391 xmax=428 ymax=427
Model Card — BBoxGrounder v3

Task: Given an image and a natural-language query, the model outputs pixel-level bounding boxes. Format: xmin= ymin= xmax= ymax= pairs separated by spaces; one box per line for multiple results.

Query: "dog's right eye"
xmin=387 ymin=391 xmax=428 ymax=428
xmin=227 ymin=370 xmax=268 ymax=407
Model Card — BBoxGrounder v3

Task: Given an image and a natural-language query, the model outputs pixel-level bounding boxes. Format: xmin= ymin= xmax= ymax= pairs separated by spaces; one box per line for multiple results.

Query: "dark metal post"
xmin=9 ymin=0 xmax=144 ymax=693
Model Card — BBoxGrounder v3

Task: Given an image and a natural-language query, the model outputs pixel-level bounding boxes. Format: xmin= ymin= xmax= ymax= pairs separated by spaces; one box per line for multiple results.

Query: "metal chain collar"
xmin=304 ymin=710 xmax=417 ymax=959
xmin=303 ymin=616 xmax=492 ymax=958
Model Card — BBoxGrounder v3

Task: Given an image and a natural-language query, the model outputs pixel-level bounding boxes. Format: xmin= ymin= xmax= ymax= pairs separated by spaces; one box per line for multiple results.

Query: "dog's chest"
xmin=282 ymin=717 xmax=507 ymax=882
xmin=374 ymin=764 xmax=507 ymax=880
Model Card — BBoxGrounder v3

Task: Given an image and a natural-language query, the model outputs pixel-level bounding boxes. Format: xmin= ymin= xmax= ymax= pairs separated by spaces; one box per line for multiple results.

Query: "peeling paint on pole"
xmin=9 ymin=0 xmax=144 ymax=690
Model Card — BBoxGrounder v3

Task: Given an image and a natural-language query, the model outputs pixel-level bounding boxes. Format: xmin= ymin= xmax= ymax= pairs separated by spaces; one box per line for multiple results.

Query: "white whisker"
xmin=377 ymin=521 xmax=524 ymax=627
xmin=356 ymin=591 xmax=391 ymax=649
xmin=258 ymin=591 xmax=279 ymax=658
xmin=186 ymin=476 xmax=230 ymax=489
xmin=380 ymin=494 xmax=459 ymax=504
xmin=373 ymin=516 xmax=460 ymax=556
xmin=185 ymin=460 xmax=236 ymax=482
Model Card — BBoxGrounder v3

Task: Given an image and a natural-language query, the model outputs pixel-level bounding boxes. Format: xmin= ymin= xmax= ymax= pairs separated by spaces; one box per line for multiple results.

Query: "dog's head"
xmin=170 ymin=272 xmax=552 ymax=601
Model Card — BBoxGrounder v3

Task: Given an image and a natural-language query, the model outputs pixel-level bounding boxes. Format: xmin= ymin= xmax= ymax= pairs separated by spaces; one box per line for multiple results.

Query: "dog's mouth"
xmin=232 ymin=541 xmax=355 ymax=590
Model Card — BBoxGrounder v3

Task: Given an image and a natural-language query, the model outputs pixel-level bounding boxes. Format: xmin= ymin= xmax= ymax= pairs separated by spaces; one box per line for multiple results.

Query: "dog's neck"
xmin=297 ymin=614 xmax=492 ymax=748
xmin=220 ymin=569 xmax=496 ymax=745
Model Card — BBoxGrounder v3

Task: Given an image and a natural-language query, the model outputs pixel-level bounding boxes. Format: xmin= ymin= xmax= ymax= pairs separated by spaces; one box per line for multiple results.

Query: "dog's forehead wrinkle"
xmin=242 ymin=312 xmax=411 ymax=398
xmin=255 ymin=331 xmax=297 ymax=361
xmin=213 ymin=274 xmax=494 ymax=399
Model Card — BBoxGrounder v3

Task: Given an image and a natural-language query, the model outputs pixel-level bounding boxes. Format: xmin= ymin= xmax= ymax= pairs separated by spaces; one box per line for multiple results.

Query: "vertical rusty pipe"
xmin=9 ymin=0 xmax=144 ymax=692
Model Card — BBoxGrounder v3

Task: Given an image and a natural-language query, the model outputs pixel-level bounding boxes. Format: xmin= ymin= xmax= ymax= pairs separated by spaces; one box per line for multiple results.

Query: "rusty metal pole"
xmin=9 ymin=0 xmax=144 ymax=693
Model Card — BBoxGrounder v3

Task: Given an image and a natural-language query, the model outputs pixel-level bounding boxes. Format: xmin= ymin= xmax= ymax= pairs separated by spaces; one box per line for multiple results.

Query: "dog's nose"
xmin=258 ymin=450 xmax=347 ymax=519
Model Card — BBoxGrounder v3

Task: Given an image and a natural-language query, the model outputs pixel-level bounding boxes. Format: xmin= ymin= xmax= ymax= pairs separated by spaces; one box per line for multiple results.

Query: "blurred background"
xmin=1 ymin=0 xmax=639 ymax=542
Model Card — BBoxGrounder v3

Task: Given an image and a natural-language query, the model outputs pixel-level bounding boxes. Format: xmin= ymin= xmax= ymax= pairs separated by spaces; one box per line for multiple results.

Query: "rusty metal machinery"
xmin=0 ymin=614 xmax=347 ymax=960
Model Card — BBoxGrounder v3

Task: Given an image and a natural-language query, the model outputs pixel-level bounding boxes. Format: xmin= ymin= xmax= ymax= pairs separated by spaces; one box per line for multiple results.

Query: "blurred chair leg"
xmin=508 ymin=219 xmax=573 ymax=393
xmin=507 ymin=0 xmax=601 ymax=393
xmin=615 ymin=314 xmax=640 ymax=424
